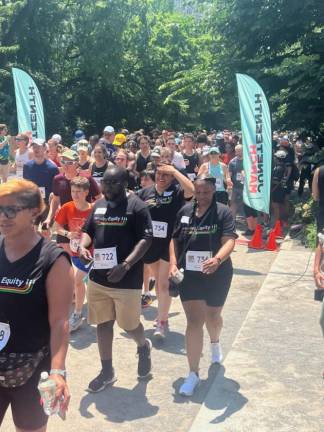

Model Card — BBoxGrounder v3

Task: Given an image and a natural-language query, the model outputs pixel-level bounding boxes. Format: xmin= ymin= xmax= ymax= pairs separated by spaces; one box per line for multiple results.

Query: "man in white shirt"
xmin=166 ymin=136 xmax=186 ymax=170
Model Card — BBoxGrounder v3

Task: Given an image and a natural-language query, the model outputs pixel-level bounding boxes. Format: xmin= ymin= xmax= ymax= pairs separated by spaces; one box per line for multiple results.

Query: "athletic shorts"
xmin=87 ymin=279 xmax=141 ymax=331
xmin=143 ymin=241 xmax=170 ymax=264
xmin=179 ymin=259 xmax=233 ymax=307
xmin=243 ymin=204 xmax=258 ymax=218
xmin=71 ymin=256 xmax=90 ymax=273
xmin=271 ymin=186 xmax=286 ymax=204
xmin=0 ymin=355 xmax=50 ymax=430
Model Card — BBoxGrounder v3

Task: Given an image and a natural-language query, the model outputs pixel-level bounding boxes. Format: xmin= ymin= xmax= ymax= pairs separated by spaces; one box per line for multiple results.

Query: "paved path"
xmin=2 ymin=244 xmax=275 ymax=432
xmin=189 ymin=246 xmax=324 ymax=432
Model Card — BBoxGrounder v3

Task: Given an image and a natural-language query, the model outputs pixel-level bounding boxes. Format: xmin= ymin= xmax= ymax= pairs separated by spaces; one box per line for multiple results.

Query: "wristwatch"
xmin=123 ymin=261 xmax=131 ymax=271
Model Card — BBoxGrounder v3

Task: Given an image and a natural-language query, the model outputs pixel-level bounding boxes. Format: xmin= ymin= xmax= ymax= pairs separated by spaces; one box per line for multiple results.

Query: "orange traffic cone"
xmin=265 ymin=229 xmax=279 ymax=251
xmin=273 ymin=220 xmax=284 ymax=238
xmin=248 ymin=224 xmax=263 ymax=249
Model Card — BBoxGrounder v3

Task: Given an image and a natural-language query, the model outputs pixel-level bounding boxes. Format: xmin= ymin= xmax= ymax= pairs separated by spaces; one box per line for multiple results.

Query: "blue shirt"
xmin=23 ymin=159 xmax=59 ymax=202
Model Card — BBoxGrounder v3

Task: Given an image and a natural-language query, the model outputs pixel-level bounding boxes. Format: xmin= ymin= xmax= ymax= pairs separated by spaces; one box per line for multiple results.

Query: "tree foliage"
xmin=0 ymin=0 xmax=323 ymax=139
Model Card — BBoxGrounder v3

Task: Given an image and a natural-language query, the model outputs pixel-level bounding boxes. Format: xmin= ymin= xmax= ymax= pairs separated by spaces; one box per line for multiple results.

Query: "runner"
xmin=170 ymin=174 xmax=237 ymax=396
xmin=0 ymin=124 xmax=10 ymax=183
xmin=114 ymin=149 xmax=137 ymax=190
xmin=137 ymin=163 xmax=194 ymax=339
xmin=135 ymin=135 xmax=152 ymax=173
xmin=14 ymin=133 xmax=33 ymax=178
xmin=47 ymin=138 xmax=62 ymax=168
xmin=229 ymin=144 xmax=244 ymax=218
xmin=54 ymin=177 xmax=93 ymax=332
xmin=182 ymin=133 xmax=201 ymax=182
xmin=99 ymin=126 xmax=116 ymax=160
xmin=23 ymin=139 xmax=59 ymax=206
xmin=77 ymin=140 xmax=91 ymax=171
xmin=90 ymin=144 xmax=114 ymax=186
xmin=198 ymin=147 xmax=232 ymax=204
xmin=0 ymin=178 xmax=73 ymax=430
xmin=166 ymin=135 xmax=186 ymax=170
xmin=79 ymin=166 xmax=153 ymax=391
xmin=43 ymin=149 xmax=101 ymax=233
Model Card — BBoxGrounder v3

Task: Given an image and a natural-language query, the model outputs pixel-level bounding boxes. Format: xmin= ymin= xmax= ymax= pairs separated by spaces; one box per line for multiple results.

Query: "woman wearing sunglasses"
xmin=0 ymin=178 xmax=73 ymax=431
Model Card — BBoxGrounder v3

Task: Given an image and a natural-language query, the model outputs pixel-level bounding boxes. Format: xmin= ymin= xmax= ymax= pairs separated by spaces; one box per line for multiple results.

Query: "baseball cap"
xmin=209 ymin=146 xmax=220 ymax=155
xmin=113 ymin=133 xmax=126 ymax=146
xmin=61 ymin=149 xmax=79 ymax=161
xmin=151 ymin=146 xmax=161 ymax=157
xmin=31 ymin=138 xmax=46 ymax=147
xmin=104 ymin=126 xmax=115 ymax=134
xmin=51 ymin=133 xmax=62 ymax=143
xmin=74 ymin=129 xmax=85 ymax=141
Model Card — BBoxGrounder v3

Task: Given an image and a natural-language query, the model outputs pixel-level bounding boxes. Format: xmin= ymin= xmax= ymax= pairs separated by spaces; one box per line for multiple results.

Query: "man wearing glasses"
xmin=43 ymin=149 xmax=101 ymax=233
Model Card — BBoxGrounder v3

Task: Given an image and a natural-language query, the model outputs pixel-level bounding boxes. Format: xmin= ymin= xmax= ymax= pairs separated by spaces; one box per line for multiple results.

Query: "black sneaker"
xmin=137 ymin=339 xmax=152 ymax=379
xmin=87 ymin=368 xmax=117 ymax=393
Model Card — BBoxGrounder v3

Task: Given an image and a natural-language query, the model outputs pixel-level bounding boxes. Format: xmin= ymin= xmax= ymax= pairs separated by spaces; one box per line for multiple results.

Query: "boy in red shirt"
xmin=55 ymin=176 xmax=92 ymax=332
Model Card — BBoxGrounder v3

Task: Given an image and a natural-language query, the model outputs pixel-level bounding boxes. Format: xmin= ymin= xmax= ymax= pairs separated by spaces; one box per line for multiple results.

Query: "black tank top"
xmin=91 ymin=161 xmax=108 ymax=181
xmin=0 ymin=237 xmax=70 ymax=353
xmin=318 ymin=166 xmax=324 ymax=208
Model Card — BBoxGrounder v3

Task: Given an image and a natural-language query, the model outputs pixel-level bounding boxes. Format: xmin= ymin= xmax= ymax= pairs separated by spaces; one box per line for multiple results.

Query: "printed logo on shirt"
xmin=145 ymin=195 xmax=173 ymax=208
xmin=95 ymin=215 xmax=128 ymax=226
xmin=183 ymin=224 xmax=218 ymax=236
xmin=0 ymin=277 xmax=36 ymax=294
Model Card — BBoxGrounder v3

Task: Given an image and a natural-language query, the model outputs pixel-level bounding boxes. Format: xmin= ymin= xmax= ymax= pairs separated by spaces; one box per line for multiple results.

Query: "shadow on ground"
xmin=79 ymin=380 xmax=159 ymax=423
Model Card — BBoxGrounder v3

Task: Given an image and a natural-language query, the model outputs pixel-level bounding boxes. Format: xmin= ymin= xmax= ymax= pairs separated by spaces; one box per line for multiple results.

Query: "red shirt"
xmin=55 ymin=201 xmax=92 ymax=256
xmin=52 ymin=174 xmax=100 ymax=205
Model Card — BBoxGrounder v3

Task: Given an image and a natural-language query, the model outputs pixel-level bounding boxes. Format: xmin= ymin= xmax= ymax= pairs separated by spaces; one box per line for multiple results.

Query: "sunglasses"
xmin=0 ymin=205 xmax=30 ymax=219
xmin=61 ymin=160 xmax=78 ymax=165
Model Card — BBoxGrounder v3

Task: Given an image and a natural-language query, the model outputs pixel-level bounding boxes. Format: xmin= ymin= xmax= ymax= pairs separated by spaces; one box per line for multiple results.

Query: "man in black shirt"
xmin=79 ymin=166 xmax=153 ymax=392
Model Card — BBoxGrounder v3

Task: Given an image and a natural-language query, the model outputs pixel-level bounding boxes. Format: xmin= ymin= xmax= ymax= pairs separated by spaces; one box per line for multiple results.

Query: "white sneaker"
xmin=69 ymin=312 xmax=83 ymax=332
xmin=179 ymin=372 xmax=200 ymax=396
xmin=211 ymin=342 xmax=223 ymax=364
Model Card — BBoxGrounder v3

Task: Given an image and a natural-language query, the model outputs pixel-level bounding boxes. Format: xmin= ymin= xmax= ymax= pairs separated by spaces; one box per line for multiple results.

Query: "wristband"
xmin=215 ymin=256 xmax=222 ymax=265
xmin=50 ymin=369 xmax=67 ymax=379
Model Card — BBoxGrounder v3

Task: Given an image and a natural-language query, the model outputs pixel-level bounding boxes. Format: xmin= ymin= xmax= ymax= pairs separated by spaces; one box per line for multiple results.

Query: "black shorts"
xmin=0 ymin=355 xmax=51 ymax=430
xmin=271 ymin=186 xmax=286 ymax=204
xmin=143 ymin=239 xmax=170 ymax=264
xmin=179 ymin=259 xmax=233 ymax=307
xmin=243 ymin=204 xmax=258 ymax=218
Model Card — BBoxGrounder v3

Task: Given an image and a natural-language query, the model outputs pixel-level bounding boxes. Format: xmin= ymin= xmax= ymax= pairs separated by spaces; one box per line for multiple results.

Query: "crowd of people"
xmin=0 ymin=122 xmax=322 ymax=431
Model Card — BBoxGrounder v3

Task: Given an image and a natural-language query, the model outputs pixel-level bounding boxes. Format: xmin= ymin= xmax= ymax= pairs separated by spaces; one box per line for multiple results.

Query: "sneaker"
xmin=69 ymin=312 xmax=83 ymax=332
xmin=211 ymin=342 xmax=223 ymax=364
xmin=87 ymin=368 xmax=117 ymax=393
xmin=137 ymin=339 xmax=152 ymax=378
xmin=154 ymin=320 xmax=167 ymax=339
xmin=179 ymin=372 xmax=200 ymax=396
xmin=149 ymin=278 xmax=155 ymax=291
xmin=141 ymin=294 xmax=153 ymax=308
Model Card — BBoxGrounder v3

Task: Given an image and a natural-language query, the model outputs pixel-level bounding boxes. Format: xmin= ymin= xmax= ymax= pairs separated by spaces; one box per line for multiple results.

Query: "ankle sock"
xmin=101 ymin=359 xmax=112 ymax=375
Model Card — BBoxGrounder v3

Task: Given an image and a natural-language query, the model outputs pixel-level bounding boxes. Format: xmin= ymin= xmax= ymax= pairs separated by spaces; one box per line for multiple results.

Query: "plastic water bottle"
xmin=38 ymin=372 xmax=58 ymax=415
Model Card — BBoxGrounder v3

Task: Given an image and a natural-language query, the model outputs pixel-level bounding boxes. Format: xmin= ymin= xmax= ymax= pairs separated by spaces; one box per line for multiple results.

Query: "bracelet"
xmin=50 ymin=369 xmax=67 ymax=378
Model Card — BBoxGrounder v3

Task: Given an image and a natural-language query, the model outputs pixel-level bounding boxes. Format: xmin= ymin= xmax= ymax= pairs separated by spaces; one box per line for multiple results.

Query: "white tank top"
xmin=15 ymin=149 xmax=30 ymax=177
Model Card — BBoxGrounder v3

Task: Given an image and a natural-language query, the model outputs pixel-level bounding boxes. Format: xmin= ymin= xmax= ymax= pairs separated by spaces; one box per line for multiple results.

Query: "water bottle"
xmin=38 ymin=371 xmax=59 ymax=415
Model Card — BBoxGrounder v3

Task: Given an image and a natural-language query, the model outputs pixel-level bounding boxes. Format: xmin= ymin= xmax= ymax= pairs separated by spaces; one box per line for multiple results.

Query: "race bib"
xmin=93 ymin=247 xmax=118 ymax=269
xmin=70 ymin=238 xmax=80 ymax=253
xmin=0 ymin=322 xmax=10 ymax=352
xmin=188 ymin=173 xmax=196 ymax=181
xmin=39 ymin=187 xmax=46 ymax=198
xmin=152 ymin=221 xmax=168 ymax=238
xmin=186 ymin=250 xmax=212 ymax=272
xmin=16 ymin=168 xmax=23 ymax=178
xmin=215 ymin=178 xmax=223 ymax=190
xmin=236 ymin=173 xmax=242 ymax=182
